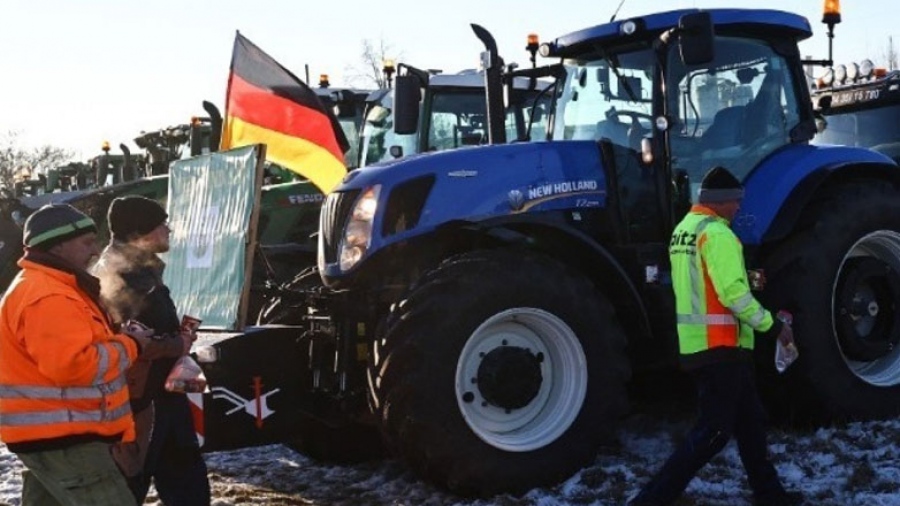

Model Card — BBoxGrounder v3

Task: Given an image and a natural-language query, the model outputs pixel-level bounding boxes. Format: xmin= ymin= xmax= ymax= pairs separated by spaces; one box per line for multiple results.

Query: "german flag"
xmin=221 ymin=32 xmax=350 ymax=193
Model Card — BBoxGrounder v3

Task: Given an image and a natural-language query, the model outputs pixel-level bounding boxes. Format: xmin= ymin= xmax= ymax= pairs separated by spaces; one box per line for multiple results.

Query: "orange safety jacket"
xmin=0 ymin=258 xmax=139 ymax=447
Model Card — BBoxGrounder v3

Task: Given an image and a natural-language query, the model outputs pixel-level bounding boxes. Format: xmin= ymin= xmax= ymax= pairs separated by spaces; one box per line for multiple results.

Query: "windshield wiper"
xmin=597 ymin=46 xmax=640 ymax=103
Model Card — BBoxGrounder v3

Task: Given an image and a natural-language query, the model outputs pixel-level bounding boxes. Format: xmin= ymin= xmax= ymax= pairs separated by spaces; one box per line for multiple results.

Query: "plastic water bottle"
xmin=774 ymin=310 xmax=799 ymax=373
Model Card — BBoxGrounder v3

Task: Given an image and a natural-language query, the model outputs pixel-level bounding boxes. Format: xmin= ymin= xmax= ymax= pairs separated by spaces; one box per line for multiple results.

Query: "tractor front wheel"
xmin=369 ymin=249 xmax=629 ymax=496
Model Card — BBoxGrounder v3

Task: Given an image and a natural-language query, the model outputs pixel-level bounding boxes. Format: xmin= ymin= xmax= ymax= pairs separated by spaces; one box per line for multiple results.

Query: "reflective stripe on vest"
xmin=728 ymin=292 xmax=755 ymax=314
xmin=0 ymin=374 xmax=127 ymax=400
xmin=89 ymin=339 xmax=129 ymax=388
xmin=0 ymin=341 xmax=132 ymax=428
xmin=676 ymin=314 xmax=737 ymax=325
xmin=688 ymin=217 xmax=718 ymax=316
xmin=679 ymin=216 xmax=739 ymax=332
xmin=0 ymin=402 xmax=131 ymax=426
xmin=94 ymin=340 xmax=110 ymax=385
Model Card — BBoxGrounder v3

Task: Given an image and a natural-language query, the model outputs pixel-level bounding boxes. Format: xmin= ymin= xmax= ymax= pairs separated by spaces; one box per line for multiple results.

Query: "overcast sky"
xmin=1 ymin=0 xmax=892 ymax=161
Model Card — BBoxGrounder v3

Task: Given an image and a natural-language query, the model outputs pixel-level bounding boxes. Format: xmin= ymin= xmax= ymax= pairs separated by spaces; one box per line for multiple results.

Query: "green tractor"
xmin=0 ymin=91 xmax=368 ymax=318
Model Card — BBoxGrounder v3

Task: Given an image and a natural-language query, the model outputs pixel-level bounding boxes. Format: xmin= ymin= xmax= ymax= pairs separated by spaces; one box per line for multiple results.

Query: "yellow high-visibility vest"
xmin=670 ymin=205 xmax=774 ymax=357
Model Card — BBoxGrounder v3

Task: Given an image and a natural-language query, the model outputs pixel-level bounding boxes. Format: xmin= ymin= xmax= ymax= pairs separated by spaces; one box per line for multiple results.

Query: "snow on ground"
xmin=2 ymin=400 xmax=899 ymax=506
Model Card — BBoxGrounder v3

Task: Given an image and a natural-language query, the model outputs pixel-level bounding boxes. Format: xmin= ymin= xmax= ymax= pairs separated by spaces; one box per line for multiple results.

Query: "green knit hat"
xmin=23 ymin=204 xmax=97 ymax=251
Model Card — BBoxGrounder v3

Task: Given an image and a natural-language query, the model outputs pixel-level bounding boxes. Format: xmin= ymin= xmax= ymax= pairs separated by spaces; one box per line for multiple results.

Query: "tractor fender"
xmin=453 ymin=216 xmax=654 ymax=347
xmin=734 ymin=144 xmax=897 ymax=245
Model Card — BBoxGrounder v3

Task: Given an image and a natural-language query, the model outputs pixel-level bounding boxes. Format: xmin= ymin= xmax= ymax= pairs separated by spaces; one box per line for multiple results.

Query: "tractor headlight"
xmin=339 ymin=185 xmax=381 ymax=271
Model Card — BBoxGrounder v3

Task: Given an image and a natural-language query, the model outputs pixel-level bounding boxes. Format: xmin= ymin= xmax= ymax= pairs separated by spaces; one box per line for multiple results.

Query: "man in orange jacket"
xmin=0 ymin=204 xmax=149 ymax=505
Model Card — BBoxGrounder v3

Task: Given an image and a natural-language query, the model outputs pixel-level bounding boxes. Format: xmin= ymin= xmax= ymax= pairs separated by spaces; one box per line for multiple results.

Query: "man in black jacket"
xmin=93 ymin=195 xmax=210 ymax=505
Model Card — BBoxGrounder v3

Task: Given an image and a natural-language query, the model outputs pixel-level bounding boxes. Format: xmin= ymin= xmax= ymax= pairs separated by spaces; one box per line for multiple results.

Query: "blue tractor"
xmin=251 ymin=6 xmax=900 ymax=496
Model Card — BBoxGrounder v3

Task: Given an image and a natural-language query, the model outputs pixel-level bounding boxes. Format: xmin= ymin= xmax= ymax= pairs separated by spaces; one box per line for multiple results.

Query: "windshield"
xmin=666 ymin=36 xmax=802 ymax=195
xmin=814 ymin=104 xmax=900 ymax=161
xmin=360 ymin=94 xmax=417 ymax=167
xmin=427 ymin=87 xmax=550 ymax=151
xmin=553 ymin=46 xmax=656 ymax=150
xmin=338 ymin=117 xmax=362 ymax=168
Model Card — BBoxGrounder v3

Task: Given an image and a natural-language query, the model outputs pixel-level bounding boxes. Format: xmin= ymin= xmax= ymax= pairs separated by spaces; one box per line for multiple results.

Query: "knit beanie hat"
xmin=697 ymin=166 xmax=744 ymax=203
xmin=23 ymin=204 xmax=98 ymax=251
xmin=108 ymin=196 xmax=168 ymax=240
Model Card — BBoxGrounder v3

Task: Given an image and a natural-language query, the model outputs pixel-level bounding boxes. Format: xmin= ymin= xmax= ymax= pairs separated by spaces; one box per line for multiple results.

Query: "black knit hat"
xmin=698 ymin=166 xmax=744 ymax=203
xmin=108 ymin=196 xmax=168 ymax=240
xmin=23 ymin=204 xmax=98 ymax=251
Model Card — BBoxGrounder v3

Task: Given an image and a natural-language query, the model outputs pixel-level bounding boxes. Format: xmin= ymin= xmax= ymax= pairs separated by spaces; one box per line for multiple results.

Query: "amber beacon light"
xmin=822 ymin=0 xmax=842 ymax=27
xmin=526 ymin=33 xmax=540 ymax=68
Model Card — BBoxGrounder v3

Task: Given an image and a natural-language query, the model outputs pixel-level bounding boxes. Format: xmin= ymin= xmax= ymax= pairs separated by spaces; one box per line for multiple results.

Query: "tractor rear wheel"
xmin=761 ymin=182 xmax=900 ymax=421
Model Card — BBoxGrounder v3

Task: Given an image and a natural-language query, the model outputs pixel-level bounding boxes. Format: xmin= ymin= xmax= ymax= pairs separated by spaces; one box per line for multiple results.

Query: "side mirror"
xmin=678 ymin=12 xmax=714 ymax=66
xmin=393 ymin=75 xmax=421 ymax=135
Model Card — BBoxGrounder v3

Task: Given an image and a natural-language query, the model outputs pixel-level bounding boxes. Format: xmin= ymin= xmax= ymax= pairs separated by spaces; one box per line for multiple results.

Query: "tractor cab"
xmin=359 ymin=62 xmax=552 ymax=167
xmin=314 ymin=76 xmax=371 ymax=168
xmin=529 ymin=10 xmax=816 ymax=230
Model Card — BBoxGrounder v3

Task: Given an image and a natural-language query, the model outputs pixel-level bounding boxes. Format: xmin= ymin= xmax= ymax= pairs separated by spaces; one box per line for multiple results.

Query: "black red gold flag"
xmin=221 ymin=32 xmax=349 ymax=193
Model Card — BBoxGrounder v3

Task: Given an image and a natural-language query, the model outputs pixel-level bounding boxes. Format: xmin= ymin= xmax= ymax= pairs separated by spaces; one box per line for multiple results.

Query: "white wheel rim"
xmin=832 ymin=230 xmax=900 ymax=386
xmin=455 ymin=308 xmax=587 ymax=452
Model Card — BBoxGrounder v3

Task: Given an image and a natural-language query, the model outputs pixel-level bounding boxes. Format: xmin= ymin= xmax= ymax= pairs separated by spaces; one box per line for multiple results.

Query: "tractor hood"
xmin=320 ymin=141 xmax=608 ymax=276
xmin=335 ymin=141 xmax=607 ymax=219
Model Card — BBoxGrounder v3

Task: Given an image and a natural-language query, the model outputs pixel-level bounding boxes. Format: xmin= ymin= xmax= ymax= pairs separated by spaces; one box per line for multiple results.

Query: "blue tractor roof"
xmin=545 ymin=9 xmax=812 ymax=58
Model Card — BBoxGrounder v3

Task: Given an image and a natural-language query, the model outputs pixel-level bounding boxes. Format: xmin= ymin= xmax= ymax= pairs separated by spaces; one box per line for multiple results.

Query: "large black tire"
xmin=761 ymin=182 xmax=900 ymax=421
xmin=257 ymin=266 xmax=384 ymax=463
xmin=369 ymin=249 xmax=630 ymax=496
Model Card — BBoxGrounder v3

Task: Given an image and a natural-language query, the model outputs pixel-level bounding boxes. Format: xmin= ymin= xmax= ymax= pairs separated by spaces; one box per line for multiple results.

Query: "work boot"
xmin=753 ymin=490 xmax=804 ymax=506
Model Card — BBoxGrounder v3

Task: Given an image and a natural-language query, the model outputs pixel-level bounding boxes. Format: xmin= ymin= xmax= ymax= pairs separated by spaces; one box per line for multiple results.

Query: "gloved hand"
xmin=121 ymin=321 xmax=155 ymax=352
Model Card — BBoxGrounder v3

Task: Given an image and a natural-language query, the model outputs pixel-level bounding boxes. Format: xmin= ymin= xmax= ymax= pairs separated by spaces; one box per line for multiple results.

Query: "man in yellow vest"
xmin=629 ymin=167 xmax=803 ymax=506
xmin=0 ymin=204 xmax=152 ymax=505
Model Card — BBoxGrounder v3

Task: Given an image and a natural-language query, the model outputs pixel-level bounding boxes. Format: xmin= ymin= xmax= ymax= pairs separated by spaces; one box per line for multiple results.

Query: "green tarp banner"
xmin=164 ymin=145 xmax=263 ymax=330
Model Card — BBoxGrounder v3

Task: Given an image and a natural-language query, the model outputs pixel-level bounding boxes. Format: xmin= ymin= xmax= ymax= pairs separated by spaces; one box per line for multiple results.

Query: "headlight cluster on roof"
xmin=815 ymin=59 xmax=886 ymax=89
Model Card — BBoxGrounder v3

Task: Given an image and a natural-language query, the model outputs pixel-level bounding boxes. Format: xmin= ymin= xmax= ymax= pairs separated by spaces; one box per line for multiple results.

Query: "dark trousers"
xmin=636 ymin=360 xmax=785 ymax=504
xmin=130 ymin=395 xmax=211 ymax=506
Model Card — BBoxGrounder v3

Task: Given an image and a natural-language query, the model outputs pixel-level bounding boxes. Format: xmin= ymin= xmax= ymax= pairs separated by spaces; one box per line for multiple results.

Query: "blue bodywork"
xmin=325 ymin=141 xmax=607 ymax=277
xmin=735 ymin=144 xmax=895 ymax=244
xmin=324 ymin=8 xmax=894 ymax=278
xmin=546 ymin=9 xmax=812 ymax=58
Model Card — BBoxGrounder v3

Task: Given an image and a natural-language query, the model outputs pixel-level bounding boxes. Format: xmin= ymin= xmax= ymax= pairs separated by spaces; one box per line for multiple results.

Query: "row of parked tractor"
xmin=4 ymin=3 xmax=900 ymax=497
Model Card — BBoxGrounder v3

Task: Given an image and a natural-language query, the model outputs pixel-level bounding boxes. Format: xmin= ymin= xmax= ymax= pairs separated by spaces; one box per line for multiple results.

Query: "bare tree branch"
xmin=343 ymin=38 xmax=404 ymax=89
xmin=0 ymin=130 xmax=74 ymax=191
